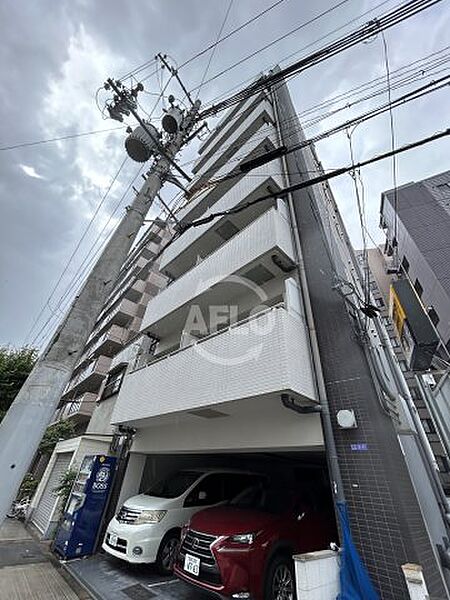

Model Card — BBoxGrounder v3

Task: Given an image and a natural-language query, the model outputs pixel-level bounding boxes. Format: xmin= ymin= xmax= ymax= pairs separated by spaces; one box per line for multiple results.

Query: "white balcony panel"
xmin=110 ymin=339 xmax=141 ymax=371
xmin=179 ymin=125 xmax=278 ymax=223
xmin=112 ymin=307 xmax=317 ymax=426
xmin=160 ymin=163 xmax=284 ymax=276
xmin=142 ymin=208 xmax=294 ymax=333
xmin=193 ymin=99 xmax=274 ymax=180
xmin=198 ymin=90 xmax=267 ymax=160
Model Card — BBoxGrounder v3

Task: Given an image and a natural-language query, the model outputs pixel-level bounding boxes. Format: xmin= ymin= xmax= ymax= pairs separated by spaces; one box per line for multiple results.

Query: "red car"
xmin=174 ymin=485 xmax=336 ymax=600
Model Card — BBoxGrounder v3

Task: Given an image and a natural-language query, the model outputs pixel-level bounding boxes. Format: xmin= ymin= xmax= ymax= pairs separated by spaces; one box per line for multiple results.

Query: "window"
xmin=375 ymin=297 xmax=385 ymax=308
xmin=436 ymin=455 xmax=449 ymax=473
xmin=184 ymin=474 xmax=225 ymax=507
xmin=222 ymin=474 xmax=266 ymax=500
xmin=400 ymin=256 xmax=410 ymax=273
xmin=414 ymin=278 xmax=423 ymax=298
xmin=421 ymin=418 xmax=436 ymax=434
xmin=101 ymin=369 xmax=125 ymax=400
xmin=145 ymin=471 xmax=201 ymax=499
xmin=428 ymin=307 xmax=440 ymax=327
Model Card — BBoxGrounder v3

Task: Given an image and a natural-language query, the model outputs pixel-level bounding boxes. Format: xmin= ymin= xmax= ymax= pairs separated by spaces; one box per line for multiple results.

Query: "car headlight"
xmin=230 ymin=533 xmax=255 ymax=545
xmin=135 ymin=510 xmax=167 ymax=525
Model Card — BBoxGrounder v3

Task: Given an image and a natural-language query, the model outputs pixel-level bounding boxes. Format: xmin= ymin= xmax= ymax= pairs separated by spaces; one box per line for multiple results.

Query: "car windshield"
xmin=145 ymin=471 xmax=202 ymax=498
xmin=229 ymin=485 xmax=291 ymax=514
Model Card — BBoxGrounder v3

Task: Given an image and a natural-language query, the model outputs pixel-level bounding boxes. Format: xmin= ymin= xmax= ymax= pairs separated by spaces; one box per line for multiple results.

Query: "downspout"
xmin=281 ymin=394 xmax=322 ymax=414
xmin=270 ymin=84 xmax=345 ymax=504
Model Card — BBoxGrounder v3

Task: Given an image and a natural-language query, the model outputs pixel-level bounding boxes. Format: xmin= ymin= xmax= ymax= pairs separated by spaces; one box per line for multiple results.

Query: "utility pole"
xmin=0 ymin=76 xmax=200 ymax=522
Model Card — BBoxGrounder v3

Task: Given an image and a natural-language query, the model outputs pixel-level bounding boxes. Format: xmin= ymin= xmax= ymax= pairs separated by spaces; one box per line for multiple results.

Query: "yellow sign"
xmin=389 ymin=285 xmax=406 ymax=337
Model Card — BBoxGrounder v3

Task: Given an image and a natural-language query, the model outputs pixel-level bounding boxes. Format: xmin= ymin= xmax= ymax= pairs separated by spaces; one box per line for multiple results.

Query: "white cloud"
xmin=40 ymin=25 xmax=131 ymax=215
xmin=20 ymin=164 xmax=45 ymax=179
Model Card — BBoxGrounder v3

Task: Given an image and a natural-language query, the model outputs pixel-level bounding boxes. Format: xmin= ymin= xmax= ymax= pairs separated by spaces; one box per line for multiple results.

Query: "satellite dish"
xmin=125 ymin=122 xmax=160 ymax=162
xmin=162 ymin=106 xmax=183 ymax=134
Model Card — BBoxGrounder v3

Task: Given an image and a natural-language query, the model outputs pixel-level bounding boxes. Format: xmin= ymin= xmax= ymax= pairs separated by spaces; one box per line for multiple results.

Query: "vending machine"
xmin=54 ymin=454 xmax=116 ymax=559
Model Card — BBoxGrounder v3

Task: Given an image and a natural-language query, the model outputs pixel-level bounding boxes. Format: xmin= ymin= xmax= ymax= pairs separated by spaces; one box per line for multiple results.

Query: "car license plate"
xmin=109 ymin=533 xmax=118 ymax=547
xmin=184 ymin=553 xmax=200 ymax=576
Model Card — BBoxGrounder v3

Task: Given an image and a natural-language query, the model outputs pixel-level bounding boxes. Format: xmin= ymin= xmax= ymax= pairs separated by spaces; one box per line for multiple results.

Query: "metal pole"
xmin=0 ymin=100 xmax=200 ymax=524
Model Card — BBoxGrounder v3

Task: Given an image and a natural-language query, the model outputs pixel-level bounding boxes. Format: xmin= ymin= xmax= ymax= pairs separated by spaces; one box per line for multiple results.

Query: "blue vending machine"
xmin=54 ymin=454 xmax=117 ymax=559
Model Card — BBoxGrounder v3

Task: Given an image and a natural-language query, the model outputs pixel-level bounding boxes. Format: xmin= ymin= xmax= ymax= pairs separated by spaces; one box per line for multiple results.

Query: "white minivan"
xmin=103 ymin=468 xmax=264 ymax=574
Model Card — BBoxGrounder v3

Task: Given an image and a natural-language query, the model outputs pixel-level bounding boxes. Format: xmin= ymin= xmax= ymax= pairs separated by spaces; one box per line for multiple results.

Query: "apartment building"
xmin=367 ymin=246 xmax=450 ymax=494
xmin=28 ymin=220 xmax=170 ymax=538
xmin=106 ymin=77 xmax=449 ymax=597
xmin=380 ymin=170 xmax=450 ymax=351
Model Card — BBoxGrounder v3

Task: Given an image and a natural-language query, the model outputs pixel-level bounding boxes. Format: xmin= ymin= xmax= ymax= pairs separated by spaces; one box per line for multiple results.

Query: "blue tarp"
xmin=336 ymin=501 xmax=380 ymax=600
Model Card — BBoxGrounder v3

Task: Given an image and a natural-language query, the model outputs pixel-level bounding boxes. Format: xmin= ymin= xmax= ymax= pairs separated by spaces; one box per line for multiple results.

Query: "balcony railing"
xmin=109 ymin=339 xmax=141 ymax=372
xmin=76 ymin=324 xmax=128 ymax=370
xmin=160 ymin=163 xmax=284 ymax=277
xmin=63 ymin=355 xmax=111 ymax=398
xmin=111 ymin=306 xmax=317 ymax=425
xmin=141 ymin=207 xmax=295 ymax=335
xmin=197 ymin=90 xmax=268 ymax=162
xmin=60 ymin=392 xmax=98 ymax=421
xmin=192 ymin=99 xmax=274 ymax=182
xmin=87 ymin=298 xmax=138 ymax=344
xmin=178 ymin=125 xmax=278 ymax=224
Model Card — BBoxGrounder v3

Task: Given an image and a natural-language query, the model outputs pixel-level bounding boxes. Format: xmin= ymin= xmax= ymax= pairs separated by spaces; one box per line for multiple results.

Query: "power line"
xmin=181 ymin=128 xmax=450 ymax=232
xmin=31 ymin=165 xmax=147 ymax=342
xmin=0 ymin=126 xmax=125 ymax=152
xmin=195 ymin=0 xmax=234 ymax=101
xmin=197 ymin=0 xmax=396 ymax=109
xmin=381 ymin=30 xmax=400 ymax=268
xmin=180 ymin=0 xmax=287 ymax=69
xmin=190 ymin=0 xmax=353 ymax=95
xmin=24 ymin=157 xmax=129 ymax=345
xmin=119 ymin=0 xmax=288 ymax=84
xmin=185 ymin=74 xmax=450 ymax=197
xmin=197 ymin=0 xmax=443 ymax=119
xmin=177 ymin=50 xmax=450 ymax=175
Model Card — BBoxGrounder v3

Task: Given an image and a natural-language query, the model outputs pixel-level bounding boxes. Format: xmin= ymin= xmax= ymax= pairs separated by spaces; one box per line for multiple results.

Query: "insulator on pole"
xmin=162 ymin=106 xmax=183 ymax=134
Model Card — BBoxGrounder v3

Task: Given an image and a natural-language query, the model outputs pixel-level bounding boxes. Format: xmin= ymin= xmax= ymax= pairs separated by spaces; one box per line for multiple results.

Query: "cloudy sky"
xmin=0 ymin=0 xmax=449 ymax=348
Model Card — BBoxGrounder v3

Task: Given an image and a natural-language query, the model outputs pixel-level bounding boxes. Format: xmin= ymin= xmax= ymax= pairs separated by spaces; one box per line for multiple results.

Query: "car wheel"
xmin=265 ymin=555 xmax=296 ymax=600
xmin=156 ymin=531 xmax=180 ymax=575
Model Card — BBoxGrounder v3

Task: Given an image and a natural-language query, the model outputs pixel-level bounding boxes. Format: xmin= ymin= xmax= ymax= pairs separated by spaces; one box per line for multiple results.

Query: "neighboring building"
xmin=106 ymin=78 xmax=449 ymax=597
xmin=380 ymin=170 xmax=450 ymax=352
xmin=367 ymin=246 xmax=450 ymax=494
xmin=28 ymin=220 xmax=170 ymax=539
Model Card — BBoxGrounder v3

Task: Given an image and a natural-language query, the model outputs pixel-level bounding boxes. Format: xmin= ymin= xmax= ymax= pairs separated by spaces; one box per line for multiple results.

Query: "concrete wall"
xmin=86 ymin=396 xmax=117 ymax=436
xmin=130 ymin=395 xmax=323 ymax=454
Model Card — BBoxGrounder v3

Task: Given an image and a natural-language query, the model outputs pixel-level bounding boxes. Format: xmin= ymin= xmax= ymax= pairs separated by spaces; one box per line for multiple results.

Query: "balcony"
xmin=141 ymin=207 xmax=295 ymax=337
xmin=88 ymin=298 xmax=138 ymax=343
xmin=192 ymin=98 xmax=274 ymax=183
xmin=76 ymin=325 xmax=128 ymax=370
xmin=112 ymin=306 xmax=317 ymax=427
xmin=197 ymin=90 xmax=268 ymax=163
xmin=178 ymin=124 xmax=278 ymax=224
xmin=160 ymin=163 xmax=284 ymax=278
xmin=63 ymin=355 xmax=111 ymax=398
xmin=109 ymin=339 xmax=141 ymax=372
xmin=60 ymin=392 xmax=98 ymax=423
xmin=103 ymin=279 xmax=146 ymax=316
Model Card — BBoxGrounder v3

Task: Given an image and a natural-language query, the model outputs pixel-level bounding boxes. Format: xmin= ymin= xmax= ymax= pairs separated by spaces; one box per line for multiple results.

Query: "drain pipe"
xmin=270 ymin=85 xmax=345 ymax=505
xmin=281 ymin=394 xmax=322 ymax=414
